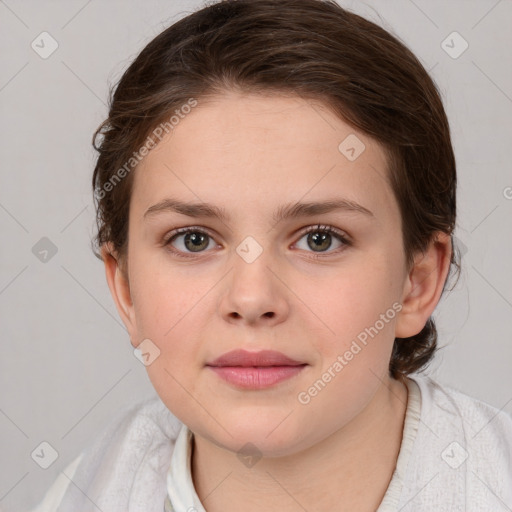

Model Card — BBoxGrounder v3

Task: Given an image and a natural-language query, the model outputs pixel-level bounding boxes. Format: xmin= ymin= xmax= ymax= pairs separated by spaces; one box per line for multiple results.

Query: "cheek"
xmin=297 ymin=259 xmax=400 ymax=351
xmin=129 ymin=264 xmax=211 ymax=374
xmin=130 ymin=255 xmax=204 ymax=338
xmin=292 ymin=272 xmax=399 ymax=439
xmin=133 ymin=271 xmax=209 ymax=421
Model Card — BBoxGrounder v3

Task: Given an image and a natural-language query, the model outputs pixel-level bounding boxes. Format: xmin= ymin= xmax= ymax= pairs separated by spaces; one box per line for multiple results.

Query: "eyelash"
xmin=163 ymin=224 xmax=351 ymax=260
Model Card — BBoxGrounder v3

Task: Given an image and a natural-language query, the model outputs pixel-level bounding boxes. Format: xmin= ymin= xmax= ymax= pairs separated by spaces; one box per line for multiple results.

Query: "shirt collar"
xmin=166 ymin=424 xmax=206 ymax=512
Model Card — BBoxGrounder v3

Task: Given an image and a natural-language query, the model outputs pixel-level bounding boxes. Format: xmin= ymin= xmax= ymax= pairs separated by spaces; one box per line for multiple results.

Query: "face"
xmin=109 ymin=91 xmax=416 ymax=456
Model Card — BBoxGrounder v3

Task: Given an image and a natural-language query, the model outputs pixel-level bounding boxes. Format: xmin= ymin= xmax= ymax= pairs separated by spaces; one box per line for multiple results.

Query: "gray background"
xmin=0 ymin=0 xmax=511 ymax=510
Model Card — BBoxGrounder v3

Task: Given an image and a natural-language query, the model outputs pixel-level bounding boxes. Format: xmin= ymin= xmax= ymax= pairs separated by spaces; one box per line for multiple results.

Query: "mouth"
xmin=206 ymin=349 xmax=308 ymax=389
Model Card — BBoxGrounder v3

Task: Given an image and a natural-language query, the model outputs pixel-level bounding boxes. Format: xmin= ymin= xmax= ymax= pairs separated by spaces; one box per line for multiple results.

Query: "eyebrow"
xmin=143 ymin=197 xmax=374 ymax=223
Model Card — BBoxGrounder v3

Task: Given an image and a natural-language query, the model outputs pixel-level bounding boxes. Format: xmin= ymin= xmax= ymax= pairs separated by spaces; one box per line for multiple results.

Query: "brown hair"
xmin=91 ymin=0 xmax=460 ymax=379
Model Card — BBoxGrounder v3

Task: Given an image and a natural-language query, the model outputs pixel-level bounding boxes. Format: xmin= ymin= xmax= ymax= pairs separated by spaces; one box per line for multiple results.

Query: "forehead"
xmin=132 ymin=92 xmax=397 ymax=224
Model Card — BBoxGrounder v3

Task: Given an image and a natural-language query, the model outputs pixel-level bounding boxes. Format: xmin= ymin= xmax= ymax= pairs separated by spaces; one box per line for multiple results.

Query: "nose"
xmin=218 ymin=248 xmax=290 ymax=327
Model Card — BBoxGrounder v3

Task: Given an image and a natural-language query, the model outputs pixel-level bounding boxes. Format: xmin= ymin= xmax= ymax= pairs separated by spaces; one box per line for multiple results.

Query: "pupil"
xmin=309 ymin=231 xmax=331 ymax=252
xmin=185 ymin=232 xmax=208 ymax=252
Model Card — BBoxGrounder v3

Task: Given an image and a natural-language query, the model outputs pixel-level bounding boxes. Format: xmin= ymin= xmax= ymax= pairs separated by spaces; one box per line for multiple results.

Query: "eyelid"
xmin=164 ymin=225 xmax=217 ymax=243
xmin=295 ymin=224 xmax=351 ymax=244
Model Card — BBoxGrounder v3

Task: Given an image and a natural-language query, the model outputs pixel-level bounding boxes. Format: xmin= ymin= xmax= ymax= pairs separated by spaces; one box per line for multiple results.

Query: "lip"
xmin=206 ymin=349 xmax=307 ymax=390
xmin=207 ymin=349 xmax=304 ymax=367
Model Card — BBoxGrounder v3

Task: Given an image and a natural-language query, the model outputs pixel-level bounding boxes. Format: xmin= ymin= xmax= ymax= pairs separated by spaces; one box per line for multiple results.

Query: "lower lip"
xmin=207 ymin=365 xmax=307 ymax=389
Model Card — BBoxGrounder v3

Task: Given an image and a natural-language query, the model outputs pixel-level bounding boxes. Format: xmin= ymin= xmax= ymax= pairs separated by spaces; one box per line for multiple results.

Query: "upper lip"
xmin=207 ymin=349 xmax=305 ymax=367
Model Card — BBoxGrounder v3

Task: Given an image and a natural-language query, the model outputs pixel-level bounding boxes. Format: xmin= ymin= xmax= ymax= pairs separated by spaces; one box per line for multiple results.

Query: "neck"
xmin=191 ymin=376 xmax=408 ymax=512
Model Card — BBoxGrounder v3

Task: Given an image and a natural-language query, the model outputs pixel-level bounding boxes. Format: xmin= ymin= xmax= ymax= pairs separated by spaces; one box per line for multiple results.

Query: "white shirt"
xmin=31 ymin=374 xmax=512 ymax=511
xmin=164 ymin=373 xmax=512 ymax=510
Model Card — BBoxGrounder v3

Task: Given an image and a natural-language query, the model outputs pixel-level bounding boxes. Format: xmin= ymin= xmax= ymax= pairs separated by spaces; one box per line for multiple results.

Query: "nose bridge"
xmin=219 ymin=235 xmax=289 ymax=324
xmin=231 ymin=236 xmax=275 ymax=299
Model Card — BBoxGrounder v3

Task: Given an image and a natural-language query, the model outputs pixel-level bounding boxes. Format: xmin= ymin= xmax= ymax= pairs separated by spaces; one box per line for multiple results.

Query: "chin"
xmin=194 ymin=414 xmax=313 ymax=459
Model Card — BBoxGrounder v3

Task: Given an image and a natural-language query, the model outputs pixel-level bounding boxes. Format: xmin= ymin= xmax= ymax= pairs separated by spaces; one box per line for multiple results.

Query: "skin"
xmin=102 ymin=91 xmax=452 ymax=511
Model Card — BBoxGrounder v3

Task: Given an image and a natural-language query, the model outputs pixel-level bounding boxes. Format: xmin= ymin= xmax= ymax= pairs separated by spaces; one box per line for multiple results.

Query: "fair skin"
xmin=102 ymin=91 xmax=451 ymax=511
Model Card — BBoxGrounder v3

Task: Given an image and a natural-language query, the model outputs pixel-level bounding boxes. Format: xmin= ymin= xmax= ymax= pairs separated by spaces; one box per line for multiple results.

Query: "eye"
xmin=294 ymin=224 xmax=350 ymax=256
xmin=164 ymin=227 xmax=217 ymax=256
xmin=163 ymin=224 xmax=351 ymax=259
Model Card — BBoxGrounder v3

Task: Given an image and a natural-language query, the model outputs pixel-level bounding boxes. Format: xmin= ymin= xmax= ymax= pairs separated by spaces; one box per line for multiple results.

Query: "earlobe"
xmin=395 ymin=232 xmax=452 ymax=338
xmin=101 ymin=243 xmax=137 ymax=341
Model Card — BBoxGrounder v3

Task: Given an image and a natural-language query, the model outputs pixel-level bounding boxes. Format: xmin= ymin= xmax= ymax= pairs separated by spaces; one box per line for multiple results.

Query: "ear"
xmin=395 ymin=232 xmax=452 ymax=338
xmin=101 ymin=243 xmax=138 ymax=346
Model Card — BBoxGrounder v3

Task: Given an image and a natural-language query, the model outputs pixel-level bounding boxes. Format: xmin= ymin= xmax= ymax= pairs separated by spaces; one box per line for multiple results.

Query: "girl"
xmin=32 ymin=0 xmax=512 ymax=510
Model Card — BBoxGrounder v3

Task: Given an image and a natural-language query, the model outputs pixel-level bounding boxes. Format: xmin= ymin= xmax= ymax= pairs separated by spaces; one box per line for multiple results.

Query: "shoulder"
xmin=401 ymin=374 xmax=512 ymax=510
xmin=411 ymin=374 xmax=512 ymax=442
xmin=31 ymin=395 xmax=183 ymax=511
